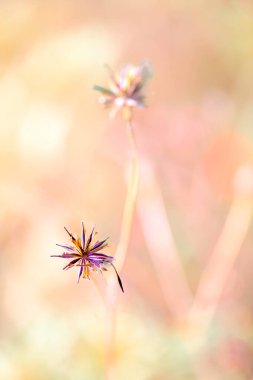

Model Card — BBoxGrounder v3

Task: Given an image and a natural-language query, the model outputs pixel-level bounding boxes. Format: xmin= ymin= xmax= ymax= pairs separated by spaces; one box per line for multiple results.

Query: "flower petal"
xmin=83 ymin=265 xmax=91 ymax=280
xmin=89 ymin=244 xmax=108 ymax=254
xmin=111 ymin=263 xmax=124 ymax=293
xmin=63 ymin=258 xmax=80 ymax=270
xmin=56 ymin=244 xmax=76 ymax=252
xmin=86 ymin=226 xmax=95 ymax=249
xmin=88 ymin=253 xmax=114 ymax=261
xmin=93 ymin=85 xmax=114 ymax=96
xmin=51 ymin=253 xmax=80 ymax=259
xmin=90 ymin=238 xmax=108 ymax=251
xmin=81 ymin=222 xmax=85 ymax=250
xmin=64 ymin=226 xmax=76 ymax=242
xmin=78 ymin=259 xmax=84 ymax=283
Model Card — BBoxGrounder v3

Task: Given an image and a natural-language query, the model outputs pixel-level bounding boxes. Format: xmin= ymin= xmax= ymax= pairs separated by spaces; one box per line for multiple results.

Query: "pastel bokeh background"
xmin=1 ymin=1 xmax=253 ymax=379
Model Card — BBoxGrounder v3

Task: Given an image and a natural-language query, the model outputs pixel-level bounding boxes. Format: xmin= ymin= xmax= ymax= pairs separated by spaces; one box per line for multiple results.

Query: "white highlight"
xmin=18 ymin=104 xmax=68 ymax=159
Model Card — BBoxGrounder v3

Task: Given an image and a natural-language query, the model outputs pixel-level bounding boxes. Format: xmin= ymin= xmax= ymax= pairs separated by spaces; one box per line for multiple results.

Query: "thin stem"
xmin=105 ymin=119 xmax=139 ymax=380
xmin=105 ymin=301 xmax=117 ymax=380
xmin=189 ymin=193 xmax=253 ymax=335
xmin=137 ymin=158 xmax=193 ymax=318
xmin=114 ymin=120 xmax=139 ymax=272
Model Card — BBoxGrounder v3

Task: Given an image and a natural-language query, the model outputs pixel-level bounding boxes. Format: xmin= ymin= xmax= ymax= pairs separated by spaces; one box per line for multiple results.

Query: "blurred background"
xmin=1 ymin=0 xmax=253 ymax=379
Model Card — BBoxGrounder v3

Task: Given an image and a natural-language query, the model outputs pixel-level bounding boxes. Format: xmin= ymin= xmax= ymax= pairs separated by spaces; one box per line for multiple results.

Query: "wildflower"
xmin=51 ymin=223 xmax=124 ymax=292
xmin=94 ymin=61 xmax=152 ymax=121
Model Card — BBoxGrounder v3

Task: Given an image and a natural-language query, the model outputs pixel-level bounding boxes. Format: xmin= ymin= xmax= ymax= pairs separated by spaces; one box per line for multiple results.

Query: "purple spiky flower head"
xmin=51 ymin=223 xmax=124 ymax=292
xmin=94 ymin=61 xmax=152 ymax=121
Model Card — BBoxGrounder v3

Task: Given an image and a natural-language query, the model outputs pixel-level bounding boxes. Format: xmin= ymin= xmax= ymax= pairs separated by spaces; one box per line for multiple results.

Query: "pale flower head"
xmin=94 ymin=61 xmax=152 ymax=121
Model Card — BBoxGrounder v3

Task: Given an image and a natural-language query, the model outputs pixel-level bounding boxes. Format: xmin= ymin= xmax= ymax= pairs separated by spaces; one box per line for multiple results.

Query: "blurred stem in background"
xmin=137 ymin=159 xmax=193 ymax=319
xmin=105 ymin=143 xmax=253 ymax=379
xmin=105 ymin=119 xmax=139 ymax=380
xmin=114 ymin=120 xmax=139 ymax=272
xmin=189 ymin=164 xmax=253 ymax=338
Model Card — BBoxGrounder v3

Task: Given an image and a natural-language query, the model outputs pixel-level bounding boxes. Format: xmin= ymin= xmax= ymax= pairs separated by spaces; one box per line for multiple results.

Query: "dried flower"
xmin=94 ymin=61 xmax=152 ymax=121
xmin=51 ymin=223 xmax=124 ymax=292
